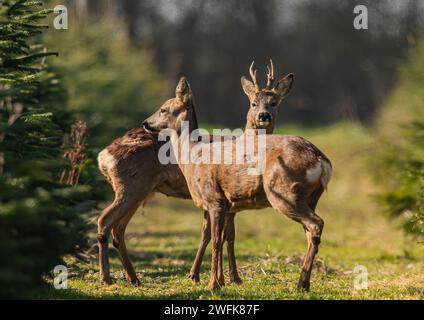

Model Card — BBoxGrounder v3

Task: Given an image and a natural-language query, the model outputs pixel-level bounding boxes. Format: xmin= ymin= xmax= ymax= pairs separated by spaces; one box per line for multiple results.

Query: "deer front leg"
xmin=208 ymin=209 xmax=225 ymax=290
xmin=226 ymin=213 xmax=242 ymax=284
xmin=217 ymin=213 xmax=230 ymax=286
xmin=189 ymin=211 xmax=211 ymax=284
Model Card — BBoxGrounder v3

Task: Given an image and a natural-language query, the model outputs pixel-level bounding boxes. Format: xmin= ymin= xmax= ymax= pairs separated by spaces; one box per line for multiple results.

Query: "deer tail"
xmin=97 ymin=149 xmax=115 ymax=184
xmin=319 ymin=157 xmax=333 ymax=191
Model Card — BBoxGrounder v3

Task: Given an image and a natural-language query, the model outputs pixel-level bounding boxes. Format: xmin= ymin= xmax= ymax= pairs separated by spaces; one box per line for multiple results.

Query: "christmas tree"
xmin=0 ymin=0 xmax=97 ymax=298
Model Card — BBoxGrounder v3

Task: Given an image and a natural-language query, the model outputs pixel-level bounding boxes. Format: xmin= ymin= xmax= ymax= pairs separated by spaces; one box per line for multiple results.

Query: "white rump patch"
xmin=306 ymin=161 xmax=322 ymax=183
xmin=306 ymin=158 xmax=333 ymax=190
xmin=98 ymin=149 xmax=117 ymax=172
xmin=320 ymin=159 xmax=333 ymax=191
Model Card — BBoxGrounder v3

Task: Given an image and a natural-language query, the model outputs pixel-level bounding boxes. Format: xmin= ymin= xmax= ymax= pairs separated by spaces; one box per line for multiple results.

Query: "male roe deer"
xmin=188 ymin=61 xmax=293 ymax=284
xmin=97 ymin=62 xmax=294 ymax=286
xmin=143 ymin=76 xmax=332 ymax=291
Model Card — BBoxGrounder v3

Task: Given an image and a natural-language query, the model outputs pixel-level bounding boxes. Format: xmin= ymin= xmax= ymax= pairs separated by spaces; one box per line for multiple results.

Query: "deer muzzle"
xmin=258 ymin=112 xmax=272 ymax=127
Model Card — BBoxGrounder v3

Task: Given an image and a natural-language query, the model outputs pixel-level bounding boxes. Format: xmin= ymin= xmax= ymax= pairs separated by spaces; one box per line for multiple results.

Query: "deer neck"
xmin=169 ymin=107 xmax=199 ymax=174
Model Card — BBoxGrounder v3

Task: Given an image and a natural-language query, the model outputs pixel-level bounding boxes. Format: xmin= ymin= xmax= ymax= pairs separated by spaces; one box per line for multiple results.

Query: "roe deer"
xmin=97 ymin=62 xmax=293 ymax=286
xmin=188 ymin=61 xmax=293 ymax=284
xmin=143 ymin=75 xmax=332 ymax=291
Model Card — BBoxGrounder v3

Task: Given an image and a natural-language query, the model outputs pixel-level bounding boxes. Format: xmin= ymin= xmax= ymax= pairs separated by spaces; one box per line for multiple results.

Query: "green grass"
xmin=45 ymin=122 xmax=424 ymax=299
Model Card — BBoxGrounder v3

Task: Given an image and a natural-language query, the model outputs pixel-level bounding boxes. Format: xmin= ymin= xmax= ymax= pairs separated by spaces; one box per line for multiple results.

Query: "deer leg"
xmin=226 ymin=213 xmax=242 ymax=284
xmin=189 ymin=211 xmax=211 ymax=284
xmin=217 ymin=214 xmax=229 ymax=286
xmin=308 ymin=185 xmax=324 ymax=211
xmin=97 ymin=200 xmax=122 ymax=285
xmin=296 ymin=213 xmax=324 ymax=291
xmin=265 ymin=185 xmax=324 ymax=292
xmin=111 ymin=208 xmax=139 ymax=285
xmin=97 ymin=194 xmax=146 ymax=285
xmin=208 ymin=209 xmax=225 ymax=290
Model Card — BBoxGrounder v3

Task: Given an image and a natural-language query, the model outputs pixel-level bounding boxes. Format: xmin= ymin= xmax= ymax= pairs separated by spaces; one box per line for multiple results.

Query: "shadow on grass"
xmin=126 ymin=229 xmax=198 ymax=239
xmin=114 ymin=251 xmax=258 ymax=278
xmin=44 ymin=288 xmax=214 ymax=300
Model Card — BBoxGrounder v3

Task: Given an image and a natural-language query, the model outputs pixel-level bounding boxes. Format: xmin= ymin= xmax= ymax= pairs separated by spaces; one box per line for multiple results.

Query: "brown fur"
xmin=107 ymin=128 xmax=156 ymax=159
xmin=97 ymin=64 xmax=295 ymax=286
xmin=144 ymin=76 xmax=332 ymax=291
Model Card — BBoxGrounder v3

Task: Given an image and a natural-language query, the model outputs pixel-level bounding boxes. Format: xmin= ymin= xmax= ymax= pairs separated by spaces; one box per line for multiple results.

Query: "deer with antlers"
xmin=97 ymin=61 xmax=294 ymax=286
xmin=143 ymin=72 xmax=331 ymax=291
xmin=188 ymin=61 xmax=293 ymax=284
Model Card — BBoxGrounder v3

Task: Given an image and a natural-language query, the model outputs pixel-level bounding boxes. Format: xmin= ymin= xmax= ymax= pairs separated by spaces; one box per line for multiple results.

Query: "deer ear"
xmin=241 ymin=76 xmax=256 ymax=98
xmin=175 ymin=76 xmax=193 ymax=106
xmin=274 ymin=73 xmax=294 ymax=101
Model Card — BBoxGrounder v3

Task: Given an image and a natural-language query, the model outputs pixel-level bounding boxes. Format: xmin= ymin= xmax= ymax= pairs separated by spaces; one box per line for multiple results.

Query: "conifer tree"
xmin=377 ymin=37 xmax=424 ymax=237
xmin=0 ymin=0 xmax=97 ymax=297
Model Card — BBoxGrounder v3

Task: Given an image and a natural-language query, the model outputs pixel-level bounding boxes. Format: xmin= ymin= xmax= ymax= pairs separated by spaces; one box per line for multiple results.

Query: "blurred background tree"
xmin=46 ymin=0 xmax=424 ymax=239
xmin=0 ymin=0 xmax=98 ymax=298
xmin=378 ymin=121 xmax=424 ymax=235
xmin=1 ymin=0 xmax=424 ymax=299
xmin=45 ymin=1 xmax=424 ymax=239
xmin=374 ymin=35 xmax=424 ymax=237
xmin=52 ymin=0 xmax=424 ymax=129
xmin=44 ymin=9 xmax=165 ymax=148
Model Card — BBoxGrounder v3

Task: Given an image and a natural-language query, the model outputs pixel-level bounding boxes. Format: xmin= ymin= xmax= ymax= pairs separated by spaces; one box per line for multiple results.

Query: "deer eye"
xmin=160 ymin=108 xmax=167 ymax=114
xmin=251 ymin=103 xmax=257 ymax=108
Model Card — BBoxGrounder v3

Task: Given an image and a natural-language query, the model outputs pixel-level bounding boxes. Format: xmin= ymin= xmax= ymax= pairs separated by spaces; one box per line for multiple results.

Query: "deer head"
xmin=241 ymin=60 xmax=294 ymax=133
xmin=143 ymin=77 xmax=198 ymax=134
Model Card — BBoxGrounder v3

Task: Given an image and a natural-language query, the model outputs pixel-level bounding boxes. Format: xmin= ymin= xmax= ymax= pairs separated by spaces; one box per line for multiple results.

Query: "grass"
xmin=45 ymin=122 xmax=424 ymax=299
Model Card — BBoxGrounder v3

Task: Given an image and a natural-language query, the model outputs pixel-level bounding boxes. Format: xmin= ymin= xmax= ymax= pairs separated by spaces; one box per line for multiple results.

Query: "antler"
xmin=266 ymin=59 xmax=275 ymax=89
xmin=249 ymin=61 xmax=259 ymax=90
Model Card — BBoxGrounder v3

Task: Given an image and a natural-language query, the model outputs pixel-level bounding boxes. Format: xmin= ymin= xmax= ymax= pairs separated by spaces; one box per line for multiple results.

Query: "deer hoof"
xmin=297 ymin=280 xmax=310 ymax=292
xmin=100 ymin=277 xmax=113 ymax=286
xmin=189 ymin=273 xmax=200 ymax=285
xmin=125 ymin=271 xmax=140 ymax=286
xmin=230 ymin=275 xmax=243 ymax=285
xmin=132 ymin=278 xmax=141 ymax=286
xmin=208 ymin=279 xmax=223 ymax=291
xmin=127 ymin=276 xmax=140 ymax=286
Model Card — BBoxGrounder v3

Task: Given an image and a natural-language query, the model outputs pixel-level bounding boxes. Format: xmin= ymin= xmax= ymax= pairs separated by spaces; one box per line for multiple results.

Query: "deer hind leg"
xmin=225 ymin=213 xmax=242 ymax=284
xmin=308 ymin=185 xmax=324 ymax=211
xmin=265 ymin=186 xmax=324 ymax=292
xmin=97 ymin=190 xmax=148 ymax=285
xmin=111 ymin=206 xmax=140 ymax=285
xmin=189 ymin=211 xmax=211 ymax=284
xmin=295 ymin=213 xmax=324 ymax=291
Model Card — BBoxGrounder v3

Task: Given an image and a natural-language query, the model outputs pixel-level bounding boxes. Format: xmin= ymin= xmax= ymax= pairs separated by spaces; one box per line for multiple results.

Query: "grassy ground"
xmin=46 ymin=123 xmax=424 ymax=299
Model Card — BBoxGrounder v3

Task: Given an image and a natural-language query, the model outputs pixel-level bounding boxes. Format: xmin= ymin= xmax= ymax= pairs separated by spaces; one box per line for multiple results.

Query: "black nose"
xmin=258 ymin=112 xmax=271 ymax=122
xmin=142 ymin=120 xmax=150 ymax=130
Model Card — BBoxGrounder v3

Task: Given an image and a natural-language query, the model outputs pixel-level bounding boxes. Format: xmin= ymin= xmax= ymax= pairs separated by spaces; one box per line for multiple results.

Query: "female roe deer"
xmin=97 ymin=62 xmax=294 ymax=286
xmin=143 ymin=75 xmax=332 ymax=291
